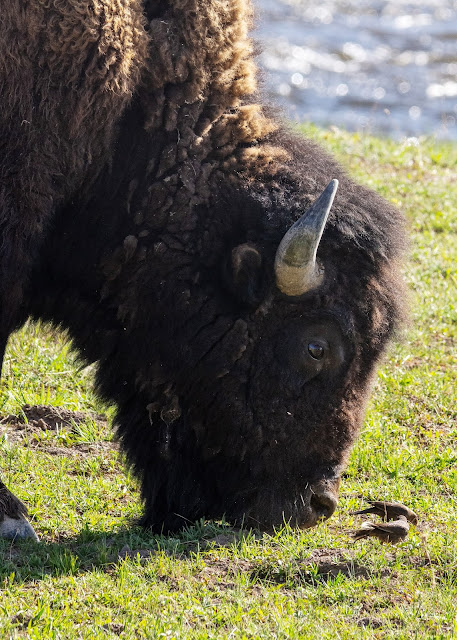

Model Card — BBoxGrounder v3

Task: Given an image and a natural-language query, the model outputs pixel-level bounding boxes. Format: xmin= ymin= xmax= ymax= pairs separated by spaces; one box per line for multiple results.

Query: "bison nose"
xmin=308 ymin=479 xmax=339 ymax=522
xmin=310 ymin=488 xmax=338 ymax=520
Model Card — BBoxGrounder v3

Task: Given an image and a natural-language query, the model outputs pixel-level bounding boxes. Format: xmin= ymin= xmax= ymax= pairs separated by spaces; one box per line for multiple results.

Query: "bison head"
xmin=106 ymin=172 xmax=404 ymax=534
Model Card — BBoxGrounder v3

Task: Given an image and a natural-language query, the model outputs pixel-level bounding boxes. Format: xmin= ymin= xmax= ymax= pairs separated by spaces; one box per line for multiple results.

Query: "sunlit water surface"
xmin=254 ymin=0 xmax=457 ymax=139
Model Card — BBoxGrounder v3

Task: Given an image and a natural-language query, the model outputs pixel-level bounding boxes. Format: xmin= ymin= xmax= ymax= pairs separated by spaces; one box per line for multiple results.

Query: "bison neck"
xmin=22 ymin=90 xmax=290 ymax=531
xmin=24 ymin=95 xmax=271 ymax=394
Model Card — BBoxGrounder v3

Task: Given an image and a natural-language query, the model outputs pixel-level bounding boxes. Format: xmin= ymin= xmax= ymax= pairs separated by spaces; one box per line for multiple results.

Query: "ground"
xmin=0 ymin=127 xmax=456 ymax=639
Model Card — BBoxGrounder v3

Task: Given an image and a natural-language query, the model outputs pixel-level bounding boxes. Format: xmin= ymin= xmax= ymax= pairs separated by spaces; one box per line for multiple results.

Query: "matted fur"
xmin=0 ymin=0 xmax=406 ymax=533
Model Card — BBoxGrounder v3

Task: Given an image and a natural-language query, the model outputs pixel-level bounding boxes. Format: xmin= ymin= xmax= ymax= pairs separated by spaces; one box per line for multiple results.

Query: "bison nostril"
xmin=310 ymin=489 xmax=338 ymax=520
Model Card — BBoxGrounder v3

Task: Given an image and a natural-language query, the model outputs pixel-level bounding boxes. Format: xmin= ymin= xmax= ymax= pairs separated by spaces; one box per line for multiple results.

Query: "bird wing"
xmin=370 ymin=520 xmax=408 ymax=535
xmin=369 ymin=500 xmax=393 ymax=508
xmin=369 ymin=500 xmax=391 ymax=515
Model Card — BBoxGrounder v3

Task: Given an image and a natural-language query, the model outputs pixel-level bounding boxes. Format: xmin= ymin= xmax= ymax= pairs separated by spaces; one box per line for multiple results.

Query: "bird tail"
xmin=351 ymin=508 xmax=371 ymax=516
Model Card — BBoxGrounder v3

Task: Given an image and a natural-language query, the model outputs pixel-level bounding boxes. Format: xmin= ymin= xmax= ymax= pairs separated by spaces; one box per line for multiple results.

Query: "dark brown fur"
xmin=0 ymin=1 xmax=406 ymax=534
xmin=0 ymin=481 xmax=28 ymax=521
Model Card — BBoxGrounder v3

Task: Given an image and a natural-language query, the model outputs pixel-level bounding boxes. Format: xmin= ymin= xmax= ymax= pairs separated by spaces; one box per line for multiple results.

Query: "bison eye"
xmin=308 ymin=342 xmax=325 ymax=360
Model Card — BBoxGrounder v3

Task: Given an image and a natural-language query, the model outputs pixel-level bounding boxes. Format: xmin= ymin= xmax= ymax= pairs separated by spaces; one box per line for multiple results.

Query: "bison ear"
xmin=226 ymin=243 xmax=263 ymax=306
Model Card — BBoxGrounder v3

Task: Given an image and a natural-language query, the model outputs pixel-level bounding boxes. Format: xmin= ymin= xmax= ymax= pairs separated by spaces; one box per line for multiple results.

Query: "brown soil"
xmin=299 ymin=548 xmax=386 ymax=580
xmin=3 ymin=403 xmax=105 ymax=431
xmin=0 ymin=404 xmax=116 ymax=456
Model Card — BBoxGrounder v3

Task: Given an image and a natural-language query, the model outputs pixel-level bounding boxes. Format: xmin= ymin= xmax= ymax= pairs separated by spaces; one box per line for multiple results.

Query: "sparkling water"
xmin=254 ymin=0 xmax=457 ymax=139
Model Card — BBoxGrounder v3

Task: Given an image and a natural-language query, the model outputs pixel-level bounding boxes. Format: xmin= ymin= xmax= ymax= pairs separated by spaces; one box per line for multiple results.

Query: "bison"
xmin=0 ymin=0 xmax=405 ymax=540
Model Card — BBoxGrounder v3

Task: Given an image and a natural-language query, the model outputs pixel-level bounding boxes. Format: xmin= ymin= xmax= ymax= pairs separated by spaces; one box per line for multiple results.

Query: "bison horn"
xmin=274 ymin=179 xmax=338 ymax=296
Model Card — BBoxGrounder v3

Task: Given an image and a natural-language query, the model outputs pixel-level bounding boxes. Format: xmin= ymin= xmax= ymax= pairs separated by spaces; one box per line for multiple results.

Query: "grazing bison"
xmin=0 ymin=0 xmax=405 ymax=540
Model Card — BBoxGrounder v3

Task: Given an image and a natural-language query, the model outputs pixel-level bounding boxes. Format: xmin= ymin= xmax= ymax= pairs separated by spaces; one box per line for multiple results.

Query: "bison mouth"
xmin=140 ymin=475 xmax=340 ymax=534
xmin=228 ymin=477 xmax=340 ymax=532
xmin=137 ymin=410 xmax=342 ymax=533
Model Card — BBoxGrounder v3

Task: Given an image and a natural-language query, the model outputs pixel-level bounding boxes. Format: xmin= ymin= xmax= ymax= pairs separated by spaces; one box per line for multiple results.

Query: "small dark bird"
xmin=352 ymin=515 xmax=410 ymax=544
xmin=352 ymin=500 xmax=418 ymax=525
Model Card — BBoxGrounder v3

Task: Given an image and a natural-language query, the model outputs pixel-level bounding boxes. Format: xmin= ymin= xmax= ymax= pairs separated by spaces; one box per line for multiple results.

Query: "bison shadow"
xmin=0 ymin=526 xmax=392 ymax=587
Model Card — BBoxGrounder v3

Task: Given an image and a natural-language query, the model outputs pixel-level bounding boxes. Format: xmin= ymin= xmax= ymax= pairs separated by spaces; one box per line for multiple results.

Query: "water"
xmin=254 ymin=0 xmax=457 ymax=139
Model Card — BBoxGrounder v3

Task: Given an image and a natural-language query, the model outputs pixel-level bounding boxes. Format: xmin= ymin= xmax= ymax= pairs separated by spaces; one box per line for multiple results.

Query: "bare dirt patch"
xmin=250 ymin=548 xmax=393 ymax=586
xmin=0 ymin=404 xmax=116 ymax=457
xmin=197 ymin=557 xmax=256 ymax=591
xmin=201 ymin=530 xmax=262 ymax=550
xmin=300 ymin=548 xmax=386 ymax=580
xmin=4 ymin=404 xmax=102 ymax=431
xmin=34 ymin=442 xmax=118 ymax=457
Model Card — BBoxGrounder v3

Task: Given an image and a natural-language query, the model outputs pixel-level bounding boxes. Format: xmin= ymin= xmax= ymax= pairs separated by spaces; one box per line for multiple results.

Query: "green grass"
xmin=1 ymin=127 xmax=457 ymax=638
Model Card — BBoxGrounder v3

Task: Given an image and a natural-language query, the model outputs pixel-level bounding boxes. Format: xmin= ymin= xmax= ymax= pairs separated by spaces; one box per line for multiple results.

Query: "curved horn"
xmin=275 ymin=179 xmax=338 ymax=296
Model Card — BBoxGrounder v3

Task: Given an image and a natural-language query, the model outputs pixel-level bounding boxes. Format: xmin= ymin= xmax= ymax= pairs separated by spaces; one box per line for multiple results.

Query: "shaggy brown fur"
xmin=0 ymin=0 xmax=148 ymax=333
xmin=0 ymin=0 xmax=406 ymax=536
